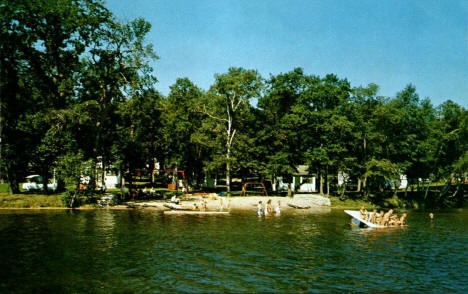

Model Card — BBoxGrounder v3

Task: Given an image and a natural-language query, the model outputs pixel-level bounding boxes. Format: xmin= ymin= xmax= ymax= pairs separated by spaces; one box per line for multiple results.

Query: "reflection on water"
xmin=0 ymin=209 xmax=467 ymax=293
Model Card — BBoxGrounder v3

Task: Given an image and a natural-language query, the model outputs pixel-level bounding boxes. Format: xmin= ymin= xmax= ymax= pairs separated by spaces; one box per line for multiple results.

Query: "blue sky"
xmin=105 ymin=0 xmax=467 ymax=107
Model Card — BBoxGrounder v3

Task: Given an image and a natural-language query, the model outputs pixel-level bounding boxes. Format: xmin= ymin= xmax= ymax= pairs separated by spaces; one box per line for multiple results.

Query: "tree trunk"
xmin=5 ymin=164 xmax=20 ymax=194
xmin=319 ymin=171 xmax=324 ymax=195
xmin=404 ymin=182 xmax=409 ymax=199
xmin=128 ymin=167 xmax=134 ymax=198
xmin=326 ymin=165 xmax=330 ymax=195
xmin=101 ymin=159 xmax=106 ymax=187
xmin=363 ymin=177 xmax=367 ymax=197
xmin=226 ymin=147 xmax=231 ymax=193
xmin=357 ymin=178 xmax=361 ymax=192
xmin=41 ymin=167 xmax=49 ymax=195
xmin=424 ymin=180 xmax=432 ymax=200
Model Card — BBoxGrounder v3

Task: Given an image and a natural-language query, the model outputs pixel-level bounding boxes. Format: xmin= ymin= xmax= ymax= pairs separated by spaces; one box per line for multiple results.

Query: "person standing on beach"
xmin=219 ymin=196 xmax=226 ymax=211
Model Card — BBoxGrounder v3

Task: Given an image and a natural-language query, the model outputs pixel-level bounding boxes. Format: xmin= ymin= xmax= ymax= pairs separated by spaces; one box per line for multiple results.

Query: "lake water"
xmin=0 ymin=208 xmax=467 ymax=293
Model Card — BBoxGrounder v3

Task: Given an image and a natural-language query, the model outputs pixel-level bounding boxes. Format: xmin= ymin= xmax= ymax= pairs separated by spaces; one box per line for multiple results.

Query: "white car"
xmin=22 ymin=175 xmax=58 ymax=192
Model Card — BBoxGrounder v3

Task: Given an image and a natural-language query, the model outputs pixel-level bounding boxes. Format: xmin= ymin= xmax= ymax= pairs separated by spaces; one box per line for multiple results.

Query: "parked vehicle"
xmin=22 ymin=175 xmax=58 ymax=192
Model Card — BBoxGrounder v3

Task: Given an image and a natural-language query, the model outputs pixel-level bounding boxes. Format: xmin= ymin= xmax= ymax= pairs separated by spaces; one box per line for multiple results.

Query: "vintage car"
xmin=22 ymin=175 xmax=58 ymax=192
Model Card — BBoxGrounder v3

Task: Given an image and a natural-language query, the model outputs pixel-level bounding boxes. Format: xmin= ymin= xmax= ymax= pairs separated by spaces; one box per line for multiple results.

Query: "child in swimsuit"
xmin=398 ymin=213 xmax=407 ymax=226
xmin=360 ymin=206 xmax=368 ymax=220
xmin=382 ymin=209 xmax=393 ymax=226
xmin=265 ymin=199 xmax=272 ymax=216
xmin=275 ymin=200 xmax=281 ymax=215
xmin=376 ymin=210 xmax=384 ymax=224
xmin=257 ymin=201 xmax=263 ymax=216
xmin=370 ymin=209 xmax=377 ymax=223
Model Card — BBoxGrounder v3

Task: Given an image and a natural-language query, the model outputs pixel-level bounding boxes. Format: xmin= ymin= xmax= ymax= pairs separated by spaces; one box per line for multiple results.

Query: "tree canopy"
xmin=1 ymin=0 xmax=466 ymax=207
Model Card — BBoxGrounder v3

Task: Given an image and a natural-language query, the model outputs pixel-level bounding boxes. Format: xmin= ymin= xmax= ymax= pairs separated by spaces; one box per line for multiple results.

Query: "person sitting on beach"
xmin=257 ymin=201 xmax=263 ymax=216
xmin=171 ymin=195 xmax=179 ymax=204
xmin=381 ymin=209 xmax=393 ymax=226
xmin=201 ymin=199 xmax=207 ymax=211
xmin=275 ymin=200 xmax=281 ymax=215
xmin=192 ymin=203 xmax=199 ymax=211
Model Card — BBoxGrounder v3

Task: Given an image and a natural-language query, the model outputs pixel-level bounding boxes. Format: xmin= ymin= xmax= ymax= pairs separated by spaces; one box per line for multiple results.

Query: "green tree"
xmin=296 ymin=74 xmax=352 ymax=195
xmin=0 ymin=0 xmax=111 ymax=193
xmin=257 ymin=68 xmax=312 ymax=191
xmin=80 ymin=17 xmax=158 ymax=186
xmin=162 ymin=78 xmax=208 ymax=186
xmin=201 ymin=68 xmax=262 ymax=193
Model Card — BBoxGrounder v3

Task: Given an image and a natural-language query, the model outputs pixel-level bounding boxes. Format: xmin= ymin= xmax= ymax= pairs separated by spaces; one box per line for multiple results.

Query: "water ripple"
xmin=0 ymin=209 xmax=467 ymax=292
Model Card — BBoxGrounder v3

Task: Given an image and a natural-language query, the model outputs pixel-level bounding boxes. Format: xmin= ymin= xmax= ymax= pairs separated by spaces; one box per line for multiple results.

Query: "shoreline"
xmin=0 ymin=191 xmax=383 ymax=211
xmin=0 ymin=194 xmax=366 ymax=212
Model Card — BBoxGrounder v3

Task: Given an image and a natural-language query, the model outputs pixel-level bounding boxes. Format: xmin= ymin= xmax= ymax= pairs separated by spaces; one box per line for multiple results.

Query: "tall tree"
xmin=0 ymin=0 xmax=111 ymax=192
xmin=162 ymin=78 xmax=208 ymax=186
xmin=80 ymin=17 xmax=158 ymax=186
xmin=297 ymin=74 xmax=352 ymax=194
xmin=201 ymin=68 xmax=262 ymax=193
xmin=257 ymin=68 xmax=312 ymax=191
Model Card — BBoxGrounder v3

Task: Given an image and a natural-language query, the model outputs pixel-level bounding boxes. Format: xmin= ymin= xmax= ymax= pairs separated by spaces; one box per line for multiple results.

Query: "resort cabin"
xmin=273 ymin=165 xmax=318 ymax=193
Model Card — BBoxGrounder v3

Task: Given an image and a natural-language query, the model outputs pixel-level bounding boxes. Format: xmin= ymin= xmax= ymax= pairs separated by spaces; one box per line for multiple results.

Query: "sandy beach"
xmin=122 ymin=194 xmax=332 ymax=213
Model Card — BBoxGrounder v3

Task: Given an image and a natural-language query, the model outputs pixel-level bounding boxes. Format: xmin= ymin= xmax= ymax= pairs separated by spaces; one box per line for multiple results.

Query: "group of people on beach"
xmin=257 ymin=199 xmax=281 ymax=216
xmin=171 ymin=195 xmax=209 ymax=211
xmin=360 ymin=206 xmax=407 ymax=226
xmin=192 ymin=199 xmax=208 ymax=211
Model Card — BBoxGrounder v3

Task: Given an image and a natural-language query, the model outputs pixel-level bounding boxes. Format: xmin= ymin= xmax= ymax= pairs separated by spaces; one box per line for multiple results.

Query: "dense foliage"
xmin=1 ymin=0 xmax=466 ymax=206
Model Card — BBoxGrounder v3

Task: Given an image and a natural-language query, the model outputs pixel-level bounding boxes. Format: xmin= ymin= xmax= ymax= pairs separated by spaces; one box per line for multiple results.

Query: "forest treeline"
xmin=1 ymin=0 xmax=467 ymax=206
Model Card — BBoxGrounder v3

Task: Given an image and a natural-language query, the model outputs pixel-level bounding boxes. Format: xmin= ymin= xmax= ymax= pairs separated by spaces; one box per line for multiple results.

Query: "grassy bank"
xmin=0 ymin=183 xmax=10 ymax=193
xmin=0 ymin=193 xmax=64 ymax=208
xmin=328 ymin=196 xmax=377 ymax=209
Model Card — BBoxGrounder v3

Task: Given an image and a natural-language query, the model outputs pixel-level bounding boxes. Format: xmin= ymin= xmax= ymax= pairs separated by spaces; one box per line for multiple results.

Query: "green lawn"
xmin=0 ymin=183 xmax=10 ymax=193
xmin=0 ymin=192 xmax=64 ymax=208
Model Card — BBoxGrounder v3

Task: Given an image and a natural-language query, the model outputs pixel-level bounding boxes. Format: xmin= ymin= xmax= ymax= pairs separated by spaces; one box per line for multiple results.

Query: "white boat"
xmin=163 ymin=203 xmax=188 ymax=210
xmin=344 ymin=210 xmax=388 ymax=228
xmin=164 ymin=210 xmax=229 ymax=215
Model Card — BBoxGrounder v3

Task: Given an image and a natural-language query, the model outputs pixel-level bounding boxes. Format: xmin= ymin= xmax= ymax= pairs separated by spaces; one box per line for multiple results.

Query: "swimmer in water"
xmin=275 ymin=200 xmax=281 ymax=215
xmin=398 ymin=212 xmax=407 ymax=226
xmin=257 ymin=201 xmax=263 ymax=216
xmin=265 ymin=199 xmax=273 ymax=216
